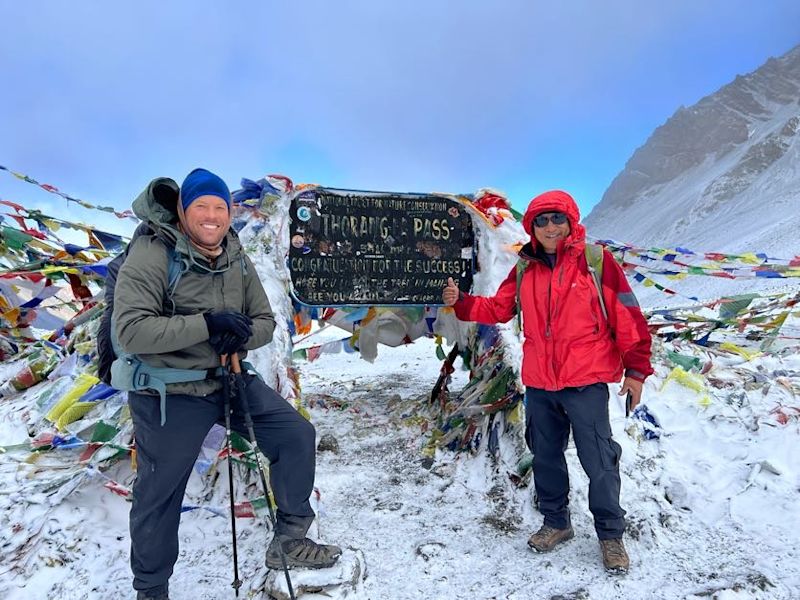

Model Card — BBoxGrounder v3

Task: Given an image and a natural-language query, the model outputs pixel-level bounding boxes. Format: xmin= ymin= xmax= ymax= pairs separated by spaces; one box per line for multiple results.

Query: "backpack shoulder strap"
xmin=165 ymin=245 xmax=188 ymax=299
xmin=585 ymin=242 xmax=604 ymax=275
xmin=584 ymin=243 xmax=608 ymax=321
xmin=163 ymin=245 xmax=191 ymax=315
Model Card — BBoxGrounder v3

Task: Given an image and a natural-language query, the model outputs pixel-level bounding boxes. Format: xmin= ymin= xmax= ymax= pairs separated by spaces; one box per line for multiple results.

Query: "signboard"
xmin=288 ymin=188 xmax=474 ymax=305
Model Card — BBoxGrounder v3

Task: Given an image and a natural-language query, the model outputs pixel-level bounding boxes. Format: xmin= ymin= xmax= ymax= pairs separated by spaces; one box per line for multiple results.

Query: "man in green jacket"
xmin=115 ymin=168 xmax=341 ymax=600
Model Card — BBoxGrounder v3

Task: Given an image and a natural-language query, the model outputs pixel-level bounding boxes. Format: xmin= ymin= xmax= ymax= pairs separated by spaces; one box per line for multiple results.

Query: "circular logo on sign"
xmin=291 ymin=234 xmax=305 ymax=249
xmin=297 ymin=206 xmax=312 ymax=222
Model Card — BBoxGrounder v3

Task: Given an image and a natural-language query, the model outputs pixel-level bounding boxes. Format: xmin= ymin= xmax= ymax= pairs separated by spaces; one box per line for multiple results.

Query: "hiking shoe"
xmin=527 ymin=524 xmax=575 ymax=552
xmin=266 ymin=536 xmax=342 ymax=570
xmin=136 ymin=587 xmax=169 ymax=600
xmin=600 ymin=538 xmax=629 ymax=574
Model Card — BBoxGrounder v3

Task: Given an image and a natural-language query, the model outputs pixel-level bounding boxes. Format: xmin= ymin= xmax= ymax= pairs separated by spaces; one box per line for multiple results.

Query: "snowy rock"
xmin=415 ymin=542 xmax=445 ymax=562
xmin=261 ymin=548 xmax=366 ymax=600
xmin=664 ymin=480 xmax=691 ymax=510
xmin=317 ymin=433 xmax=340 ymax=454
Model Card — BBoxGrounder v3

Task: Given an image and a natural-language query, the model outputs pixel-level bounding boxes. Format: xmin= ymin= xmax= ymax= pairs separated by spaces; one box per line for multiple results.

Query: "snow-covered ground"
xmin=2 ymin=323 xmax=799 ymax=599
xmin=299 ymin=336 xmax=800 ymax=600
xmin=1 ymin=190 xmax=799 ymax=599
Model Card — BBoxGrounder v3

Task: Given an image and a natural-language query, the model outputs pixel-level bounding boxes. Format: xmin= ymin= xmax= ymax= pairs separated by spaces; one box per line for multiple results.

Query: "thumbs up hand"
xmin=442 ymin=277 xmax=460 ymax=306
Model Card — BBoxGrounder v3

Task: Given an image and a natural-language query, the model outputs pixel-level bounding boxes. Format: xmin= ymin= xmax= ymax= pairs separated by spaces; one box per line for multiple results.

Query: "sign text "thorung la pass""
xmin=288 ymin=188 xmax=474 ymax=306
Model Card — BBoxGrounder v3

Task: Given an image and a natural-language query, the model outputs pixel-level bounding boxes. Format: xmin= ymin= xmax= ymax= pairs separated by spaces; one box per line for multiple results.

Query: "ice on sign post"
xmin=288 ymin=188 xmax=475 ymax=306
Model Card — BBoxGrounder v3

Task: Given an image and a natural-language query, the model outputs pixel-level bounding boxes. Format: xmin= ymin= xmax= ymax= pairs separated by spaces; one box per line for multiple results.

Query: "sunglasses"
xmin=532 ymin=212 xmax=568 ymax=228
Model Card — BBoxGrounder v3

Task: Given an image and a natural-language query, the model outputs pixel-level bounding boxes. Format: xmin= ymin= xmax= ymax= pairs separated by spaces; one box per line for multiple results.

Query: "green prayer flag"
xmin=90 ymin=420 xmax=119 ymax=443
xmin=718 ymin=294 xmax=758 ymax=320
xmin=481 ymin=367 xmax=514 ymax=405
xmin=666 ymin=351 xmax=701 ymax=372
xmin=1 ymin=226 xmax=33 ymax=251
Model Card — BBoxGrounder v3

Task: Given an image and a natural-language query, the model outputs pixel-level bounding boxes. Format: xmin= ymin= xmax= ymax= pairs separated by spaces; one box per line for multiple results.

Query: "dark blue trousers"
xmin=525 ymin=383 xmax=626 ymax=540
xmin=128 ymin=374 xmax=316 ymax=592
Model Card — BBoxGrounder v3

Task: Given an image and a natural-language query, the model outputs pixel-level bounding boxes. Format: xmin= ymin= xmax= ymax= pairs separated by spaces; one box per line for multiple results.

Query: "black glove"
xmin=209 ymin=331 xmax=249 ymax=356
xmin=203 ymin=310 xmax=252 ymax=340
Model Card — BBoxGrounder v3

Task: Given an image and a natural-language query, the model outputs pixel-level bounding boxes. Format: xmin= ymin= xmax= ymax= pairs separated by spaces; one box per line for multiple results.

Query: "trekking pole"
xmin=229 ymin=354 xmax=296 ymax=600
xmin=220 ymin=355 xmax=243 ymax=596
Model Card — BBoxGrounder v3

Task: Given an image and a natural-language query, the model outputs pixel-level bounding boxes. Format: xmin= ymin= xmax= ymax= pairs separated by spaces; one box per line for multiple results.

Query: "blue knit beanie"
xmin=180 ymin=168 xmax=231 ymax=212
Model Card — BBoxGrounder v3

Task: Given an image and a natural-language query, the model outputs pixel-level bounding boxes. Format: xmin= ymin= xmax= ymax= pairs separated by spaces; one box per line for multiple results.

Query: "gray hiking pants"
xmin=524 ymin=383 xmax=626 ymax=539
xmin=129 ymin=374 xmax=316 ymax=592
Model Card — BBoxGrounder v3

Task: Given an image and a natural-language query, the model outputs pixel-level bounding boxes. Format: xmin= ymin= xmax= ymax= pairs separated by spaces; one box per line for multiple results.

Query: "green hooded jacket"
xmin=113 ymin=177 xmax=276 ymax=397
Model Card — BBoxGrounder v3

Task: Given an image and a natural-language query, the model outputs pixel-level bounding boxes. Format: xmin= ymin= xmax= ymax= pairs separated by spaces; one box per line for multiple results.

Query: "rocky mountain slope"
xmin=585 ymin=44 xmax=800 ymax=259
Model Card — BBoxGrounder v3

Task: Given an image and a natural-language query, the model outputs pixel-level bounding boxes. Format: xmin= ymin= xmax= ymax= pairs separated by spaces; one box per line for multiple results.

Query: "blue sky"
xmin=1 ymin=1 xmax=798 ymax=237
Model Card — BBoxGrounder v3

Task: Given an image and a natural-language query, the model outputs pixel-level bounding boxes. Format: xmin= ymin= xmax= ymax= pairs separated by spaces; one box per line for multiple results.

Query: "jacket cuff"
xmin=625 ymin=369 xmax=648 ymax=383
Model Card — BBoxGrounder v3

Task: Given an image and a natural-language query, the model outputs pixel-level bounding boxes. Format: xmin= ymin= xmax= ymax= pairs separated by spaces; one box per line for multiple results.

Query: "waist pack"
xmin=111 ymin=356 xmax=214 ymax=425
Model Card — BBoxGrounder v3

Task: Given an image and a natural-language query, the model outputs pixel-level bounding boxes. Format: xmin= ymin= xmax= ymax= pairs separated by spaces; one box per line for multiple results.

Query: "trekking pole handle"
xmin=230 ymin=353 xmax=243 ymax=375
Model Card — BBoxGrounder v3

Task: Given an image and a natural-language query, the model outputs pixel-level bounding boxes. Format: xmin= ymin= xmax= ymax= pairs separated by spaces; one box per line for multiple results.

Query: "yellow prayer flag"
xmin=738 ymin=253 xmax=761 ymax=265
xmin=28 ymin=239 xmax=58 ymax=253
xmin=718 ymin=342 xmax=760 ymax=361
xmin=41 ymin=266 xmax=80 ymax=275
xmin=507 ymin=401 xmax=524 ymax=425
xmin=2 ymin=308 xmax=20 ymax=326
xmin=46 ymin=373 xmax=100 ymax=425
xmin=362 ymin=307 xmax=378 ymax=325
xmin=41 ymin=218 xmax=62 ymax=232
xmin=763 ymin=312 xmax=789 ymax=330
xmin=661 ymin=366 xmax=706 ymax=393
xmin=665 ymin=272 xmax=689 ymax=281
xmin=56 ymin=401 xmax=99 ymax=430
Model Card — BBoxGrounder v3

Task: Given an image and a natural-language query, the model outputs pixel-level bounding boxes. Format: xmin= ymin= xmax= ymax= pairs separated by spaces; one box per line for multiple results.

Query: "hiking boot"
xmin=527 ymin=524 xmax=575 ymax=552
xmin=136 ymin=586 xmax=169 ymax=600
xmin=600 ymin=538 xmax=629 ymax=574
xmin=266 ymin=536 xmax=342 ymax=570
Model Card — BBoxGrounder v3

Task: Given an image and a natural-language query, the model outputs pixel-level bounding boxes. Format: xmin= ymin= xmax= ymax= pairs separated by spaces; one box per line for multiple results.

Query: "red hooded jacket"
xmin=454 ymin=190 xmax=653 ymax=391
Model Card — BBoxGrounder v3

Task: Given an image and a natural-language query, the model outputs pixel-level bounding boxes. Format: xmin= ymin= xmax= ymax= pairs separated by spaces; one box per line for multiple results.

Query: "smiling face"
xmin=532 ymin=211 xmax=571 ymax=253
xmin=183 ymin=194 xmax=231 ymax=248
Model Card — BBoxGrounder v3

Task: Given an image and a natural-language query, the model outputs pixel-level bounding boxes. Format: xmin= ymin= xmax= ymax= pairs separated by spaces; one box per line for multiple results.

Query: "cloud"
xmin=1 ymin=0 xmax=799 ymax=219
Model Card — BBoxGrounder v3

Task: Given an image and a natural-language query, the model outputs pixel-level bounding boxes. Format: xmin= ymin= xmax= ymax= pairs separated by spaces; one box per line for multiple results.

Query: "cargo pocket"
xmin=595 ymin=421 xmax=621 ymax=471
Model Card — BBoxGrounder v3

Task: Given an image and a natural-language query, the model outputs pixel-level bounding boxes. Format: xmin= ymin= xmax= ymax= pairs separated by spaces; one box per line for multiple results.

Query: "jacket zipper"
xmin=218 ymin=272 xmax=226 ymax=309
xmin=546 ymin=252 xmax=566 ymax=336
xmin=545 ymin=277 xmax=552 ymax=338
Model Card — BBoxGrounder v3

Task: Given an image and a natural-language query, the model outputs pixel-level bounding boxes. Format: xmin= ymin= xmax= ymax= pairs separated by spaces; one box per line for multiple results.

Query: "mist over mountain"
xmin=585 ymin=44 xmax=800 ymax=258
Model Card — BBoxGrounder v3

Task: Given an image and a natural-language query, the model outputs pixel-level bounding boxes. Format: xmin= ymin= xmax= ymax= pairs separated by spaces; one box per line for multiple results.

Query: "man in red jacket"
xmin=442 ymin=190 xmax=652 ymax=574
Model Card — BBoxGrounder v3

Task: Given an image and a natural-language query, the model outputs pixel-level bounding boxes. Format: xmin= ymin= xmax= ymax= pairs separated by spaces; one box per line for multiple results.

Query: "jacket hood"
xmin=521 ymin=190 xmax=586 ymax=253
xmin=132 ymin=177 xmax=181 ymax=229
